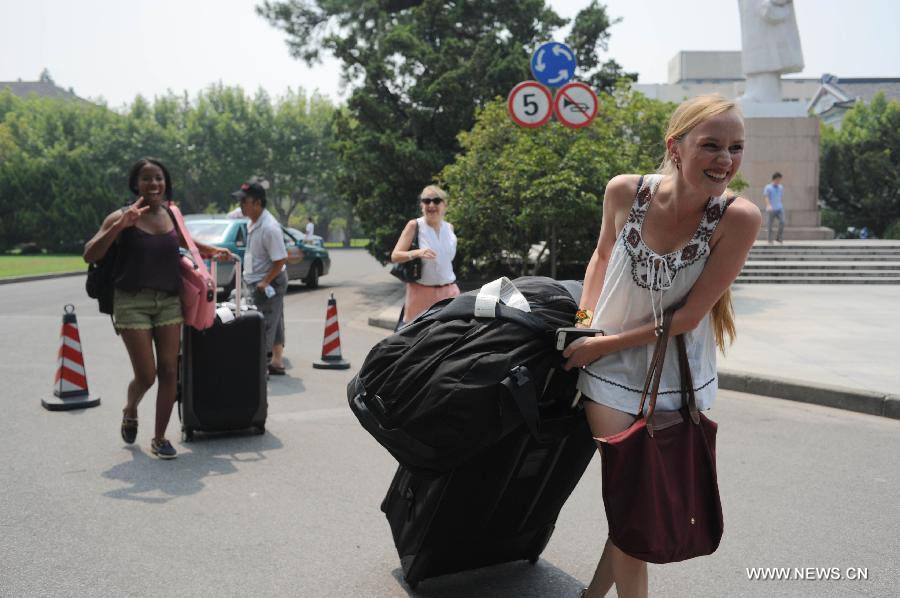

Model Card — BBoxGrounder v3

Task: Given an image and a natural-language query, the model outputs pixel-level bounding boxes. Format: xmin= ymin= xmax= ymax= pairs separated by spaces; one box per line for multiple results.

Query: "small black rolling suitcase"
xmin=178 ymin=258 xmax=267 ymax=441
xmin=380 ymin=397 xmax=596 ymax=589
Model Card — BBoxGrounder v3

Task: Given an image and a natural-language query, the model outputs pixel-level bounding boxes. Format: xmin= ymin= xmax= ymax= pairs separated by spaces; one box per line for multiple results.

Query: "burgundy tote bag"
xmin=598 ymin=308 xmax=724 ymax=564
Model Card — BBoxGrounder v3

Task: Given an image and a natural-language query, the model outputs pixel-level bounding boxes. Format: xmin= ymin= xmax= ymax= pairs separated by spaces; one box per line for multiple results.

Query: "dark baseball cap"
xmin=231 ymin=181 xmax=266 ymax=201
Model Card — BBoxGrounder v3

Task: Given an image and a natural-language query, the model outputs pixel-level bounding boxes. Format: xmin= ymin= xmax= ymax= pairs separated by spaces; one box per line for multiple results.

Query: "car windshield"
xmin=186 ymin=221 xmax=231 ymax=243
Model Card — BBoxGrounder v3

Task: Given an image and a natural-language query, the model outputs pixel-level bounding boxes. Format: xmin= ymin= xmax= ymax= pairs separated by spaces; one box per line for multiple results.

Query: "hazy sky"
xmin=1 ymin=0 xmax=897 ymax=109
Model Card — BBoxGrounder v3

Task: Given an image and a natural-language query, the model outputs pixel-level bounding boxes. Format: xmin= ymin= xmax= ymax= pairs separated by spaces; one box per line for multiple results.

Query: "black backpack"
xmin=348 ymin=276 xmax=582 ymax=476
xmin=85 ymin=241 xmax=120 ymax=315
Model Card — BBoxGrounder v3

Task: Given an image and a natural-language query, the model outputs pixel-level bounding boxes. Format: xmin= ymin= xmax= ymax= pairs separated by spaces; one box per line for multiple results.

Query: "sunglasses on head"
xmin=420 ymin=196 xmax=443 ymax=205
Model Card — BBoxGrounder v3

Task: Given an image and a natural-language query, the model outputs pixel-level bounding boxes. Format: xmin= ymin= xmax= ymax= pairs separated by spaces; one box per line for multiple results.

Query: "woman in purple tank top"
xmin=84 ymin=158 xmax=232 ymax=460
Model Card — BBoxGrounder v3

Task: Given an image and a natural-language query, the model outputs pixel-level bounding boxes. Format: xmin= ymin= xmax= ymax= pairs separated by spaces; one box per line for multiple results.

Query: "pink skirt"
xmin=403 ymin=282 xmax=460 ymax=323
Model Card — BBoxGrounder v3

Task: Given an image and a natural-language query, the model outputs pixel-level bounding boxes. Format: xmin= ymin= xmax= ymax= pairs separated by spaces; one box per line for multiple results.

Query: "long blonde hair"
xmin=659 ymin=94 xmax=741 ymax=353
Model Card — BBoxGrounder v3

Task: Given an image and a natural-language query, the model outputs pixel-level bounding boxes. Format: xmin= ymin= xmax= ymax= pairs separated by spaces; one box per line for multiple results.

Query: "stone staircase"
xmin=736 ymin=241 xmax=900 ymax=284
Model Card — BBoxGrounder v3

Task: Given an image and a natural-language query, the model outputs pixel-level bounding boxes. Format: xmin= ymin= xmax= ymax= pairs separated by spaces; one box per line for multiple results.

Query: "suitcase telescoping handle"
xmin=232 ymin=255 xmax=241 ymax=314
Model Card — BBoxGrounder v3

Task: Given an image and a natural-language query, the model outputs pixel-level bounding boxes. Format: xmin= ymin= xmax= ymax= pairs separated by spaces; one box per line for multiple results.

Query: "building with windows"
xmin=807 ymin=74 xmax=900 ymax=129
xmin=633 ymin=51 xmax=821 ymax=106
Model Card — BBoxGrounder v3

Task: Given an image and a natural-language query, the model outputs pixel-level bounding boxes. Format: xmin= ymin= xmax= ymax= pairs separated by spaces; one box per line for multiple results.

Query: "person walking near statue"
xmin=764 ymin=172 xmax=786 ymax=243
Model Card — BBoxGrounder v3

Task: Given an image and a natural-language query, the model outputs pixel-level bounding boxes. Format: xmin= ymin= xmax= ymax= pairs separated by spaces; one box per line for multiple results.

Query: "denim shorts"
xmin=114 ymin=288 xmax=183 ymax=331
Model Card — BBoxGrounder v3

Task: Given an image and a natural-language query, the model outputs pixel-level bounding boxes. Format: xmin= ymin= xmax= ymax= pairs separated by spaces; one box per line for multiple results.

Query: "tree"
xmin=820 ymin=93 xmax=900 ymax=237
xmin=0 ymin=86 xmax=342 ymax=251
xmin=566 ymin=1 xmax=637 ymax=94
xmin=0 ymin=90 xmax=126 ymax=251
xmin=441 ymin=86 xmax=673 ymax=278
xmin=258 ymin=0 xmax=630 ymax=261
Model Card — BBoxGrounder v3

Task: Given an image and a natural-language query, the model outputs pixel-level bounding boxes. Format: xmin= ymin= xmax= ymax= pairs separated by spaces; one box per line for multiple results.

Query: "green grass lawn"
xmin=0 ymin=255 xmax=86 ymax=279
xmin=324 ymin=238 xmax=370 ymax=248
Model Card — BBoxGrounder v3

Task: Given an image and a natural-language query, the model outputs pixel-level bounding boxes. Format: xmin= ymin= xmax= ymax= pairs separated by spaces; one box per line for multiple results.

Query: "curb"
xmin=368 ymin=315 xmax=399 ymax=330
xmin=368 ymin=304 xmax=401 ymax=331
xmin=715 ymin=370 xmax=898 ymax=420
xmin=368 ymin=308 xmax=898 ymax=421
xmin=0 ymin=270 xmax=84 ymax=285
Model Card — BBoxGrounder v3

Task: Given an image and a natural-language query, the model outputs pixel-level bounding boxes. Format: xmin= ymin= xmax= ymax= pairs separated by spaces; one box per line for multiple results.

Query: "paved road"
xmin=1 ymin=250 xmax=898 ymax=597
xmin=722 ymin=284 xmax=900 ymax=396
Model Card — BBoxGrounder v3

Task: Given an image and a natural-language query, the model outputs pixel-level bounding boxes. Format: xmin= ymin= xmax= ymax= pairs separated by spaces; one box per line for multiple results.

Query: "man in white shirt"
xmin=232 ymin=181 xmax=289 ymax=375
xmin=305 ymin=217 xmax=315 ymax=244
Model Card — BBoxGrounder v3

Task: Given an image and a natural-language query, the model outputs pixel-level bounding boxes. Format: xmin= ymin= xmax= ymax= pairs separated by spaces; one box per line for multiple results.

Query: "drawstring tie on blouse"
xmin=648 ymin=256 xmax=674 ymax=335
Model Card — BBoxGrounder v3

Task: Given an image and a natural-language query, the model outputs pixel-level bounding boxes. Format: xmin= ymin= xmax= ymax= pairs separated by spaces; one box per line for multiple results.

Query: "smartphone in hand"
xmin=556 ymin=327 xmax=605 ymax=351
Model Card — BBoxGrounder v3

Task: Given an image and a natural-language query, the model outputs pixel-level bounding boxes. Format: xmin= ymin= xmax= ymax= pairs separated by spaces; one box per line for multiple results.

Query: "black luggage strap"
xmin=500 ymin=366 xmax=540 ymax=439
xmin=349 ymin=378 xmax=442 ymax=462
xmin=557 ymin=279 xmax=583 ymax=305
xmin=430 ymin=295 xmax=553 ymax=338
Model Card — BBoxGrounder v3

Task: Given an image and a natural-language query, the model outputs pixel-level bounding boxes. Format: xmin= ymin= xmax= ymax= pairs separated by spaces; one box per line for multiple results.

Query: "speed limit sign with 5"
xmin=507 ymin=81 xmax=553 ymax=128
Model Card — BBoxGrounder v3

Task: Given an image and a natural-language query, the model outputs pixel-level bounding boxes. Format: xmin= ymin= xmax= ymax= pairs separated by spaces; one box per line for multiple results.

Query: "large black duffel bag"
xmin=348 ymin=276 xmax=582 ymax=475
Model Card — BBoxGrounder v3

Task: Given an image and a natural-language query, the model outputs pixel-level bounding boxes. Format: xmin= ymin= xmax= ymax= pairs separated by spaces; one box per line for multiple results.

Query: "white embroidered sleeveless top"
xmin=576 ymin=174 xmax=735 ymax=414
xmin=416 ymin=217 xmax=457 ymax=286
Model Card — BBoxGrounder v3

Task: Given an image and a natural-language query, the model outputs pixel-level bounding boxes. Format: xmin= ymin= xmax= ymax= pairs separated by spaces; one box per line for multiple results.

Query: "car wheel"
xmin=305 ymin=262 xmax=320 ymax=289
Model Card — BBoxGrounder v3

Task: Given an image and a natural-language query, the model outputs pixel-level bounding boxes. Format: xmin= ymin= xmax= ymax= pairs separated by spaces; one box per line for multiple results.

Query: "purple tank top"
xmin=115 ymin=227 xmax=181 ymax=294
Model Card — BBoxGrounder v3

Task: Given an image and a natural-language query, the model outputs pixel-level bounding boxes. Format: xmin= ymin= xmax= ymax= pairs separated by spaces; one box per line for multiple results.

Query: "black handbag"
xmin=390 ymin=220 xmax=422 ymax=283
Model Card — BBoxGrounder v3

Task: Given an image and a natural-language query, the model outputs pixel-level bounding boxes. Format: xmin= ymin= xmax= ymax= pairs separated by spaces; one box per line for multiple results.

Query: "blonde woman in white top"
xmin=562 ymin=95 xmax=761 ymax=598
xmin=390 ymin=185 xmax=460 ymax=325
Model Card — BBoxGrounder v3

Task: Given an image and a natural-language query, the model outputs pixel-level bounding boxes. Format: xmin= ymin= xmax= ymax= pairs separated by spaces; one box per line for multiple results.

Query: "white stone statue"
xmin=738 ymin=0 xmax=804 ymax=103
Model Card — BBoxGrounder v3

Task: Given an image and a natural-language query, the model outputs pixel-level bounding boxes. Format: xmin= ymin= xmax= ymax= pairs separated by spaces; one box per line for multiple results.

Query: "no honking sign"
xmin=553 ymin=82 xmax=598 ymax=129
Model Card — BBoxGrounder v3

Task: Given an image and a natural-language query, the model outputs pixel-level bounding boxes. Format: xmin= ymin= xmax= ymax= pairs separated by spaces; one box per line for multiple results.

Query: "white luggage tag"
xmin=216 ymin=256 xmax=243 ymax=323
xmin=474 ymin=277 xmax=531 ymax=318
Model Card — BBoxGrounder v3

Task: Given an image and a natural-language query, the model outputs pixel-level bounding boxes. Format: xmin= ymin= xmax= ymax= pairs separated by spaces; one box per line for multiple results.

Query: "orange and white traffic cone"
xmin=313 ymin=293 xmax=350 ymax=370
xmin=42 ymin=304 xmax=101 ymax=411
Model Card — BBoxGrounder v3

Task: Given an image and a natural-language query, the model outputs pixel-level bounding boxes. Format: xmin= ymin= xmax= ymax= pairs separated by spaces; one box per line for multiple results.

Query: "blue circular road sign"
xmin=530 ymin=42 xmax=577 ymax=88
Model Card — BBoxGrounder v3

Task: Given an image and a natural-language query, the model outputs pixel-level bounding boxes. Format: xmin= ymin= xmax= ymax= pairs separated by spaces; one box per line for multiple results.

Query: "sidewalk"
xmin=369 ymin=283 xmax=900 ymax=419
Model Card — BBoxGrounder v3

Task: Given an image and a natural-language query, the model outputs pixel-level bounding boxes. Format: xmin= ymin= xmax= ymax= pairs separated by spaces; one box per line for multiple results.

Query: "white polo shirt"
xmin=244 ymin=209 xmax=287 ymax=285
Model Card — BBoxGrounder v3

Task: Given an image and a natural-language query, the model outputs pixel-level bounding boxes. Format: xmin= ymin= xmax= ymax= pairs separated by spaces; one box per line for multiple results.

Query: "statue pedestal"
xmin=741 ymin=115 xmax=834 ymax=240
xmin=738 ymin=99 xmax=808 ymax=118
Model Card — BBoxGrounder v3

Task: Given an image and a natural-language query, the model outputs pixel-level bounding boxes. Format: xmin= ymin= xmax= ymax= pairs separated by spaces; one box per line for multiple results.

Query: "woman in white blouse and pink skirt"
xmin=390 ymin=185 xmax=460 ymax=327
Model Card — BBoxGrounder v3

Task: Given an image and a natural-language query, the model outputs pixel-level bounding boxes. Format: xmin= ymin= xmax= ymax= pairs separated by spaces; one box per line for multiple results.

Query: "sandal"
xmin=121 ymin=412 xmax=138 ymax=444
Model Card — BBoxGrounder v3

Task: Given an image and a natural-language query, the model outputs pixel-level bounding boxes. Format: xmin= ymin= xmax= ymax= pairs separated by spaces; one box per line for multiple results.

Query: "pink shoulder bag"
xmin=168 ymin=202 xmax=216 ymax=330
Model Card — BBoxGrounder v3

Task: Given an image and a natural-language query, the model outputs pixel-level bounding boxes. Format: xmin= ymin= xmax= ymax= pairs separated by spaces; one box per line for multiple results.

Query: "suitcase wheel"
xmin=254 ymin=424 xmax=266 ymax=435
xmin=182 ymin=427 xmax=194 ymax=443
